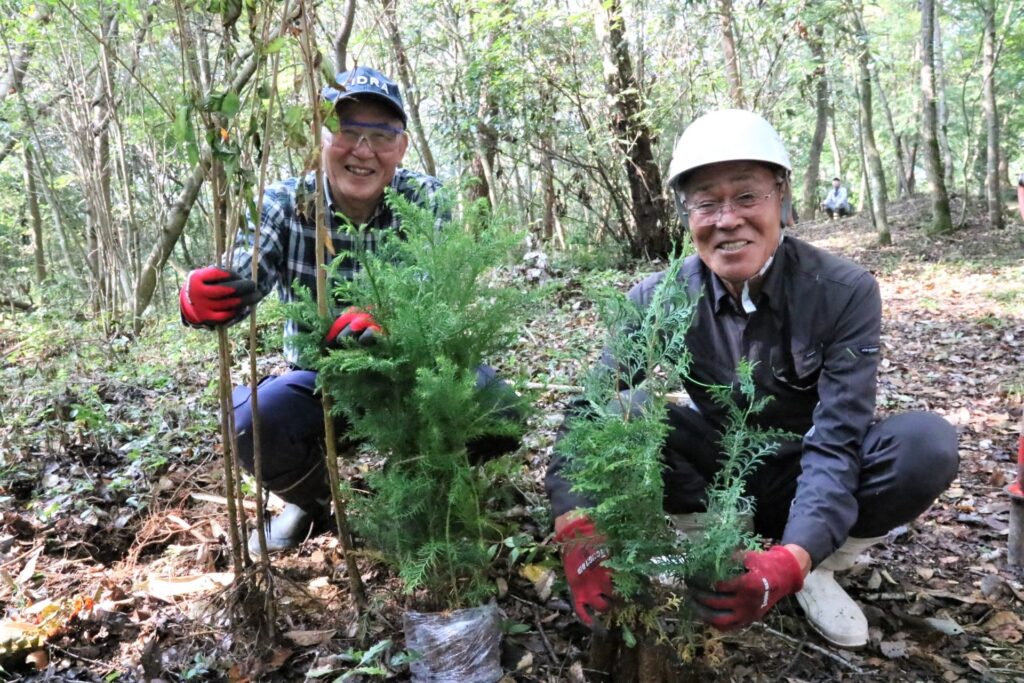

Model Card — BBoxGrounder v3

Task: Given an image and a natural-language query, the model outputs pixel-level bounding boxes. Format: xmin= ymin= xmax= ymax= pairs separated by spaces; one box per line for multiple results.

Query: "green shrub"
xmin=291 ymin=192 xmax=531 ymax=610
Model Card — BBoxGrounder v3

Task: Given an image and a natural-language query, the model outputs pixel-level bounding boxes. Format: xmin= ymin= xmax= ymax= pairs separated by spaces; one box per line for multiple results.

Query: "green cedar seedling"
xmin=557 ymin=249 xmax=790 ymax=629
xmin=677 ymin=363 xmax=791 ymax=587
xmin=557 ymin=253 xmax=698 ymax=600
xmin=290 ymin=192 xmax=530 ymax=610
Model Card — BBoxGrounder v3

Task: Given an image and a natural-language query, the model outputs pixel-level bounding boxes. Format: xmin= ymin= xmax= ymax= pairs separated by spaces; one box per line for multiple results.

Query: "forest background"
xmin=2 ymin=0 xmax=1024 ymax=681
xmin=0 ymin=0 xmax=1022 ymax=313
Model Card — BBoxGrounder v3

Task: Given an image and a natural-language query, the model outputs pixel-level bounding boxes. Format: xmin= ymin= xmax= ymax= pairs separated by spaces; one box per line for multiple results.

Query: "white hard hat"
xmin=666 ymin=109 xmax=791 ymax=192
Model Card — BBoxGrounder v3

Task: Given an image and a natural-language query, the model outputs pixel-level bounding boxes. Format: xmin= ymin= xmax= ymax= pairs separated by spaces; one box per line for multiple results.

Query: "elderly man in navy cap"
xmin=177 ymin=67 xmax=468 ymax=553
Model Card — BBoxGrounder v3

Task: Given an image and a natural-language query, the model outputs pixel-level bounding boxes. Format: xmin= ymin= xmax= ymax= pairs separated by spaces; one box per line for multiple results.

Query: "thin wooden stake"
xmin=211 ymin=165 xmax=244 ymax=577
xmin=298 ymin=0 xmax=366 ymax=609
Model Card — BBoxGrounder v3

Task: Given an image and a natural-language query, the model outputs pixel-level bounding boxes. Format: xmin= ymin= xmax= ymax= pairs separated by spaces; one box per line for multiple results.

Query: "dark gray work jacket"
xmin=547 ymin=236 xmax=882 ymax=564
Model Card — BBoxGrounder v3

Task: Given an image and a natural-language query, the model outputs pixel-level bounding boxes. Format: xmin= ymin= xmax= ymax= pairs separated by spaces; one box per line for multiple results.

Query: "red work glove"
xmin=179 ymin=266 xmax=259 ymax=328
xmin=556 ymin=516 xmax=615 ymax=627
xmin=690 ymin=545 xmax=804 ymax=632
xmin=325 ymin=307 xmax=382 ymax=346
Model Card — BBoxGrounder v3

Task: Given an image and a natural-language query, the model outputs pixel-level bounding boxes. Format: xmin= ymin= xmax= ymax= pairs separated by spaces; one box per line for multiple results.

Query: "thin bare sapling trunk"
xmin=298 ymin=0 xmax=366 ymax=609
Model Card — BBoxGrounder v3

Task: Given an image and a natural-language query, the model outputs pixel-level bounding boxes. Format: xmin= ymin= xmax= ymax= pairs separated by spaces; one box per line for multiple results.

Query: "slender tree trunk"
xmin=333 ymin=0 xmax=357 ymax=72
xmin=855 ymin=108 xmax=875 ymax=225
xmin=541 ymin=150 xmax=554 ymax=243
xmin=380 ymin=0 xmax=436 ymax=177
xmin=23 ymin=144 xmax=46 ymax=284
xmin=975 ymin=115 xmax=988 ymax=200
xmin=872 ymin=66 xmax=909 ymax=198
xmin=904 ymin=136 xmax=918 ymax=195
xmin=998 ymin=109 xmax=1010 ymax=185
xmin=853 ymin=10 xmax=889 ymax=244
xmin=594 ymin=0 xmax=671 ymax=258
xmin=933 ymin=14 xmax=954 ymax=190
xmin=801 ymin=27 xmax=829 ymax=221
xmin=718 ymin=0 xmax=745 ymax=108
xmin=469 ymin=16 xmax=501 ymax=210
xmin=474 ymin=91 xmax=499 ymax=209
xmin=982 ymin=0 xmax=1003 ymax=230
xmin=32 ymin=143 xmax=79 ymax=276
xmin=828 ymin=105 xmax=842 ymax=178
xmin=920 ymin=0 xmax=953 ymax=234
xmin=134 ymin=156 xmax=211 ymax=326
xmin=0 ymin=5 xmax=52 ymax=104
xmin=130 ymin=9 xmax=296 ymax=323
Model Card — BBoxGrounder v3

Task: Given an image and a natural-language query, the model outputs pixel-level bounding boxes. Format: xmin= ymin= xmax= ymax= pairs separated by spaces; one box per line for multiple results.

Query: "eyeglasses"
xmin=329 ymin=120 xmax=405 ymax=153
xmin=684 ymin=187 xmax=778 ymax=220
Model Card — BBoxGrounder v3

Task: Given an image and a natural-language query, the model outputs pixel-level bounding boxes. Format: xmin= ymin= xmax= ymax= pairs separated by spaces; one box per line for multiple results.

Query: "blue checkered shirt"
xmin=230 ymin=167 xmax=443 ymax=365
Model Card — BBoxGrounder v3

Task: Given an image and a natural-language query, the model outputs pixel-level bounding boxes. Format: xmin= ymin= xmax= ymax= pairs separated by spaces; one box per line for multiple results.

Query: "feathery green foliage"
xmin=676 ymin=362 xmax=790 ymax=585
xmin=557 ymin=252 xmax=699 ymax=599
xmin=294 ymin=191 xmax=530 ymax=610
xmin=557 ymin=247 xmax=790 ymax=617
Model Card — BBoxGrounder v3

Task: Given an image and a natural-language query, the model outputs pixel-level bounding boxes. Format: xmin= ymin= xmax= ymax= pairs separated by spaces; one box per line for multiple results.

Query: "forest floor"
xmin=2 ymin=196 xmax=1024 ymax=682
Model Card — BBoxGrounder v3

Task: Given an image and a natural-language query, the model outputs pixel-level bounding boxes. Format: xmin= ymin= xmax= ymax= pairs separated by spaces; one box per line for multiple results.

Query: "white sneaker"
xmin=795 ymin=567 xmax=868 ymax=648
xmin=794 ymin=535 xmax=885 ymax=648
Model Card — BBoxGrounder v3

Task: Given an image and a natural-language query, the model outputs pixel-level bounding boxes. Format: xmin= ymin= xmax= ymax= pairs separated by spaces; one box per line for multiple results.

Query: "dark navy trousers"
xmin=232 ymin=366 xmax=520 ymax=508
xmin=660 ymin=406 xmax=960 ymax=542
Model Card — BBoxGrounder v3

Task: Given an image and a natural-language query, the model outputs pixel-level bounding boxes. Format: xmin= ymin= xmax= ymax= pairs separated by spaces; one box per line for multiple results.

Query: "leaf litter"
xmin=1 ymin=198 xmax=1023 ymax=681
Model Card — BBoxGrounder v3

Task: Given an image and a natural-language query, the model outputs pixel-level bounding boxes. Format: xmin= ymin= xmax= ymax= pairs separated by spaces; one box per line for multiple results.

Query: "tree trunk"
xmin=474 ymin=88 xmax=499 ymax=209
xmin=129 ymin=4 xmax=295 ymax=326
xmin=380 ymin=0 xmax=436 ymax=177
xmin=854 ymin=84 xmax=875 ymax=224
xmin=920 ymin=0 xmax=953 ymax=234
xmin=717 ymin=0 xmax=745 ymax=108
xmin=32 ymin=141 xmax=79 ymax=276
xmin=904 ymin=136 xmax=918 ymax=195
xmin=0 ymin=5 xmax=51 ymax=104
xmin=933 ymin=14 xmax=954 ymax=190
xmin=594 ymin=0 xmax=671 ymax=258
xmin=800 ymin=27 xmax=829 ymax=222
xmin=541 ymin=141 xmax=565 ymax=249
xmin=982 ymin=0 xmax=1003 ymax=230
xmin=828 ymin=105 xmax=842 ymax=178
xmin=588 ymin=626 xmax=678 ymax=682
xmin=998 ymin=109 xmax=1009 ymax=187
xmin=23 ymin=143 xmax=45 ymax=284
xmin=468 ymin=17 xmax=501 ymax=210
xmin=333 ymin=0 xmax=357 ymax=72
xmin=133 ymin=156 xmax=211 ymax=329
xmin=853 ymin=11 xmax=889 ymax=244
xmin=872 ymin=66 xmax=909 ymax=199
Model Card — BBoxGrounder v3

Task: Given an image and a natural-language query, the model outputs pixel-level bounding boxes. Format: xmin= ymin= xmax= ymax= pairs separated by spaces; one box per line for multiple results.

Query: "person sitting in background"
xmin=821 ymin=176 xmax=852 ymax=219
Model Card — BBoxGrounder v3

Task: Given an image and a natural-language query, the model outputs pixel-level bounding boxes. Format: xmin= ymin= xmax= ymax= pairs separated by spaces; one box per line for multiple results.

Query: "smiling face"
xmin=682 ymin=160 xmax=784 ymax=296
xmin=322 ymin=98 xmax=409 ymax=224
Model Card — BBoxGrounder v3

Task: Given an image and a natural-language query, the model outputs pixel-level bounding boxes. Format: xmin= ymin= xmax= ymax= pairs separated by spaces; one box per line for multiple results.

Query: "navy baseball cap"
xmin=322 ymin=66 xmax=407 ymax=127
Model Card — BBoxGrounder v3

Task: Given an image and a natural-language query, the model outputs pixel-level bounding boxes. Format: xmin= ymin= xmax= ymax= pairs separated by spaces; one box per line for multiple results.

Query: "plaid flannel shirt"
xmin=230 ymin=167 xmax=443 ymax=366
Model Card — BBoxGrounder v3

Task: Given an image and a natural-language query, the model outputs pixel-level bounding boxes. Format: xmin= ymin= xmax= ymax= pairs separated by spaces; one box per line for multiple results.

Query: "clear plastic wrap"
xmin=402 ymin=602 xmax=502 ymax=682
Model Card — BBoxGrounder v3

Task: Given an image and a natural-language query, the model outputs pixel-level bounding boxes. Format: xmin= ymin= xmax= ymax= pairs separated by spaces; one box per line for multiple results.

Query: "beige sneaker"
xmin=795 ymin=536 xmax=884 ymax=648
xmin=795 ymin=567 xmax=868 ymax=647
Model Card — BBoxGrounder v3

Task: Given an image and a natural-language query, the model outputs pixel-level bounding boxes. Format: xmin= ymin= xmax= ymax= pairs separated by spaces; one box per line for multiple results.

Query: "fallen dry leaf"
xmin=284 ymin=630 xmax=335 ymax=647
xmin=982 ymin=610 xmax=1024 ymax=630
xmin=25 ymin=649 xmax=47 ymax=670
xmin=136 ymin=572 xmax=234 ymax=601
xmin=880 ymin=639 xmax=910 ymax=658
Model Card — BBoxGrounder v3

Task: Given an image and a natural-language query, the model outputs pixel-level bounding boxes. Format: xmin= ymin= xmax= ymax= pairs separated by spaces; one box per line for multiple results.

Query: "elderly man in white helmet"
xmin=546 ymin=109 xmax=959 ymax=648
